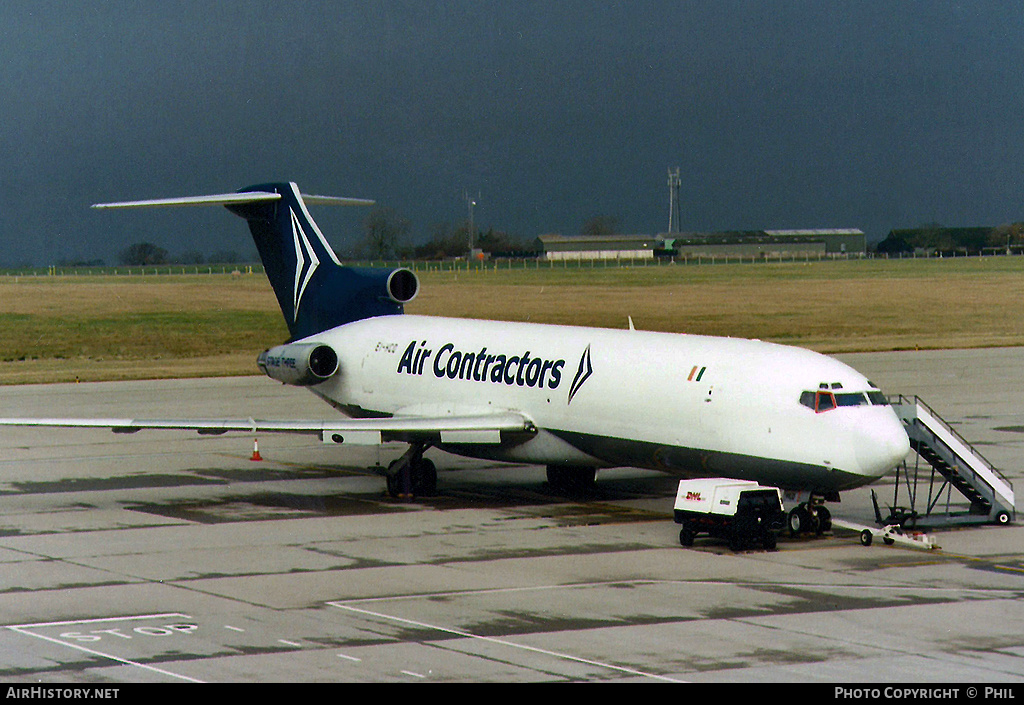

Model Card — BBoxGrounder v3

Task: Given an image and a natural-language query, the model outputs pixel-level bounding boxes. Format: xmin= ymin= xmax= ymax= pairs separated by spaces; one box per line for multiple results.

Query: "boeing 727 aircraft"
xmin=0 ymin=183 xmax=910 ymax=534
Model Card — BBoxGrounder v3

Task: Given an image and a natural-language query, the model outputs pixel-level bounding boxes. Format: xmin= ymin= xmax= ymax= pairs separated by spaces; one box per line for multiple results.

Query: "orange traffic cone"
xmin=250 ymin=438 xmax=263 ymax=462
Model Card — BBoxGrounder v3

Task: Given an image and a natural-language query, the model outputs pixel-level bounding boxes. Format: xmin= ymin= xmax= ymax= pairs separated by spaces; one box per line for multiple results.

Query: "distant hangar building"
xmin=667 ymin=229 xmax=866 ymax=259
xmin=535 ymin=229 xmax=866 ymax=261
xmin=535 ymin=234 xmax=664 ymax=261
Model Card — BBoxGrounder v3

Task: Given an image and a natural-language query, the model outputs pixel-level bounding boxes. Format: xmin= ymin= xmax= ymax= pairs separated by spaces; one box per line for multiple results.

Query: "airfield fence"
xmin=2 ymin=249 xmax=1020 ymax=278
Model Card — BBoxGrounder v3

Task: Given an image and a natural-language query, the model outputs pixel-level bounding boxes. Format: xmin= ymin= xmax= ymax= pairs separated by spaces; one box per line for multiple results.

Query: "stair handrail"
xmin=890 ymin=394 xmax=1013 ymax=495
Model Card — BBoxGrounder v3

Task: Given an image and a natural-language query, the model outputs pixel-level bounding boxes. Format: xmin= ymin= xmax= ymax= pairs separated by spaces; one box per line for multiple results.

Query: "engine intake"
xmin=258 ymin=343 xmax=339 ymax=386
xmin=386 ymin=268 xmax=419 ymax=304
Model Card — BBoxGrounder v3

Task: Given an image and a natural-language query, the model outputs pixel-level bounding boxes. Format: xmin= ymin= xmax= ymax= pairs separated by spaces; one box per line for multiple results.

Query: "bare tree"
xmin=120 ymin=242 xmax=168 ymax=266
xmin=363 ymin=207 xmax=410 ymax=259
xmin=580 ymin=215 xmax=619 ymax=236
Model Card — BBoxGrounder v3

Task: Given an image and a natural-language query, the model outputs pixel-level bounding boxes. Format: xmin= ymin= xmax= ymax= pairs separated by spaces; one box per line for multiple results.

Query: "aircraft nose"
xmin=855 ymin=411 xmax=910 ymax=478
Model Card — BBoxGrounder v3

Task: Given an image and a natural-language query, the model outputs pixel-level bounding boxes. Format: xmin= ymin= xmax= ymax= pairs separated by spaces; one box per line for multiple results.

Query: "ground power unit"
xmin=673 ymin=478 xmax=785 ymax=551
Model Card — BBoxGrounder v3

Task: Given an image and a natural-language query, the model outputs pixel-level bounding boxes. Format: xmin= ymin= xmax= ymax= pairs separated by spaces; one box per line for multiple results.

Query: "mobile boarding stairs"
xmin=883 ymin=395 xmax=1015 ymax=529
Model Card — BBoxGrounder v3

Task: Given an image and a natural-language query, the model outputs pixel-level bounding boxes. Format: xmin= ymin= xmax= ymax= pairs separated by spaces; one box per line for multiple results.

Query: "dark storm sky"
xmin=2 ymin=1 xmax=1023 ymax=265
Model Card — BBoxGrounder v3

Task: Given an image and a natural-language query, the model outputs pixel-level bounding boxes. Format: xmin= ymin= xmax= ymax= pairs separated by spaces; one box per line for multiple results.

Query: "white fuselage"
xmin=302 ymin=314 xmax=909 ymax=494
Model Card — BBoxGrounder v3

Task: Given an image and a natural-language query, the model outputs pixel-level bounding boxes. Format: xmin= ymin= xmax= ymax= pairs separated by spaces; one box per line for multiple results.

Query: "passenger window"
xmin=815 ymin=391 xmax=836 ymax=413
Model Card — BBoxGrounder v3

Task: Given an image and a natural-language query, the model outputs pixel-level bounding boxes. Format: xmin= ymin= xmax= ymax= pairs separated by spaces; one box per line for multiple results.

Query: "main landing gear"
xmin=385 ymin=443 xmax=437 ymax=499
xmin=786 ymin=494 xmax=832 ymax=537
xmin=545 ymin=465 xmax=597 ymax=495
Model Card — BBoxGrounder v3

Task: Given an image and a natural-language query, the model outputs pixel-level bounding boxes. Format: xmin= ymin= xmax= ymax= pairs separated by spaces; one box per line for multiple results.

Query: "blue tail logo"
xmin=290 ymin=207 xmax=321 ymax=323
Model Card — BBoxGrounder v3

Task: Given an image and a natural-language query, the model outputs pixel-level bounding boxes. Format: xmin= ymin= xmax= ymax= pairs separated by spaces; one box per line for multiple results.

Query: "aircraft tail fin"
xmin=93 ymin=182 xmax=418 ymax=340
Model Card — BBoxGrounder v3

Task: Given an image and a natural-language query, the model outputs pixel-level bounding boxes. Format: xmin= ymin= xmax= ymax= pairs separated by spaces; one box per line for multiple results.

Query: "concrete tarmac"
xmin=0 ymin=348 xmax=1022 ymax=683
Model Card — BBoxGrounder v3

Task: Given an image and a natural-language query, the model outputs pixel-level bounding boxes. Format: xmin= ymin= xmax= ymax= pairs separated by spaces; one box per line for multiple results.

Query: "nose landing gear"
xmin=787 ymin=494 xmax=832 ymax=537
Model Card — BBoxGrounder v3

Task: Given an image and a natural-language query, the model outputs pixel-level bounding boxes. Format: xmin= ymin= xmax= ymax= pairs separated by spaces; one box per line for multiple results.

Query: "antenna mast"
xmin=667 ymin=167 xmax=681 ymax=234
xmin=464 ymin=190 xmax=478 ymax=256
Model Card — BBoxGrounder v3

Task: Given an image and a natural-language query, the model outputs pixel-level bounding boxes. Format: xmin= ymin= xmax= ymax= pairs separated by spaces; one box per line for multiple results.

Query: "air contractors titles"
xmin=397 ymin=340 xmax=565 ymax=390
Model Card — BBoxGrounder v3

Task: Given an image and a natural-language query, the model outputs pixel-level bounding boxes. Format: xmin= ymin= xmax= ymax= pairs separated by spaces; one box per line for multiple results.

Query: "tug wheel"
xmin=788 ymin=507 xmax=807 ymax=537
xmin=679 ymin=527 xmax=694 ymax=547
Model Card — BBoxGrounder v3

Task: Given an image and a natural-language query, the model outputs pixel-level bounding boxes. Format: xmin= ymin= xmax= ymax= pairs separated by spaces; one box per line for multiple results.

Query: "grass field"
xmin=1 ymin=256 xmax=1022 ymax=384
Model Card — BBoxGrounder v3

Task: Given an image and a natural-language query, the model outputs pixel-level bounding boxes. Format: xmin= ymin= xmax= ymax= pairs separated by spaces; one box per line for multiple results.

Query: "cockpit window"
xmin=835 ymin=392 xmax=868 ymax=407
xmin=813 ymin=390 xmax=836 ymax=412
xmin=800 ymin=390 xmax=873 ymax=412
xmin=801 ymin=389 xmax=890 ymax=411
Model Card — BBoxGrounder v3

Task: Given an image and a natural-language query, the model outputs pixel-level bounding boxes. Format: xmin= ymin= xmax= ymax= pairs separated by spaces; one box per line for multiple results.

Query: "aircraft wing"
xmin=0 ymin=412 xmax=537 ymax=446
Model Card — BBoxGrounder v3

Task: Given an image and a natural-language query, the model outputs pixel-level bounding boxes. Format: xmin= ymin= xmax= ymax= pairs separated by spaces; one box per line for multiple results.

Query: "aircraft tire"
xmin=412 ymin=458 xmax=437 ymax=496
xmin=385 ymin=469 xmax=401 ymax=499
xmin=385 ymin=457 xmax=436 ymax=498
xmin=385 ymin=457 xmax=412 ymax=499
xmin=817 ymin=506 xmax=832 ymax=534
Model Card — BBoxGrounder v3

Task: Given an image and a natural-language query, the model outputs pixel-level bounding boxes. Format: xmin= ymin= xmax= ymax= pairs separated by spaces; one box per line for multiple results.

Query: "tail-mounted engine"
xmin=386 ymin=268 xmax=419 ymax=304
xmin=257 ymin=343 xmax=339 ymax=386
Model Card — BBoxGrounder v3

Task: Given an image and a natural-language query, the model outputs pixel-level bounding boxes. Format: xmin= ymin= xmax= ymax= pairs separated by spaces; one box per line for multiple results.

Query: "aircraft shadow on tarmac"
xmin=7 ymin=462 xmax=681 ymax=525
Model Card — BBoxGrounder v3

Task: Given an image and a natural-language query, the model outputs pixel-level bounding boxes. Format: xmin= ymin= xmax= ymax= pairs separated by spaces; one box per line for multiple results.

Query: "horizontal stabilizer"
xmin=92 ymin=192 xmax=374 ymax=209
xmin=92 ymin=192 xmax=281 ymax=209
xmin=302 ymin=194 xmax=376 ymax=206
